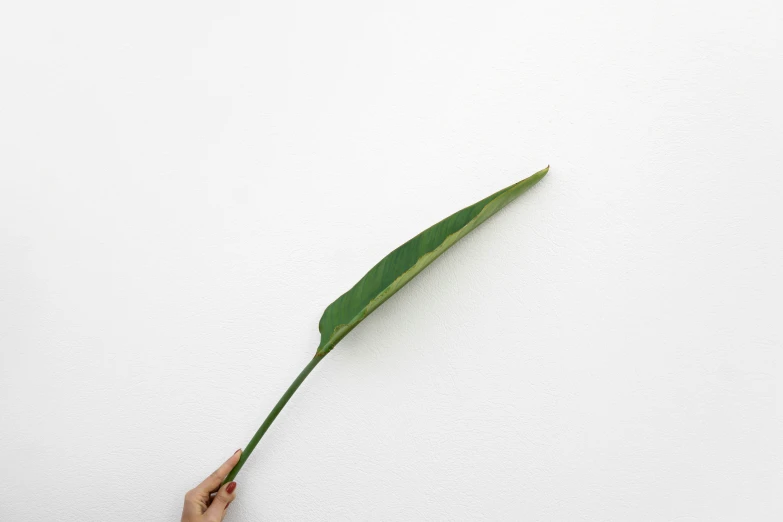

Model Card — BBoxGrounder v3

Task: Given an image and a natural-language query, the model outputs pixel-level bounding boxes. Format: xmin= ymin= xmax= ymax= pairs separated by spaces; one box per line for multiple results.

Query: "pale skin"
xmin=182 ymin=449 xmax=241 ymax=522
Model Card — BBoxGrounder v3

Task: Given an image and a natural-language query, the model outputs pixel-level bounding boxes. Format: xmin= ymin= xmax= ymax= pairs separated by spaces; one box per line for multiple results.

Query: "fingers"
xmin=204 ymin=481 xmax=237 ymax=521
xmin=190 ymin=449 xmax=242 ymax=503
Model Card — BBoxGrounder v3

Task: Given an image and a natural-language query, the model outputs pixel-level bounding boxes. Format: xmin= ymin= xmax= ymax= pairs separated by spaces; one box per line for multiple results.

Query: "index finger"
xmin=194 ymin=449 xmax=242 ymax=497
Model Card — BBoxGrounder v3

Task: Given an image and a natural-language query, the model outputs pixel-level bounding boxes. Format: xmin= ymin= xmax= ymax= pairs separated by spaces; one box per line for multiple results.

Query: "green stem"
xmin=223 ymin=353 xmax=325 ymax=484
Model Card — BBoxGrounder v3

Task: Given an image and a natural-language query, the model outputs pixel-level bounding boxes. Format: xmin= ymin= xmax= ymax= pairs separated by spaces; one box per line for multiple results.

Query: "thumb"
xmin=205 ymin=481 xmax=237 ymax=521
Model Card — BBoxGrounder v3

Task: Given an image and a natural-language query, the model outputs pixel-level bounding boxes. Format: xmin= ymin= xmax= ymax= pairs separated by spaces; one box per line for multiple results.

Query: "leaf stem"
xmin=223 ymin=353 xmax=325 ymax=484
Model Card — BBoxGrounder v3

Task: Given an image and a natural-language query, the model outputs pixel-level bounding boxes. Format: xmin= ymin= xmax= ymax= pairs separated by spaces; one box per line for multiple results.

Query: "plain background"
xmin=1 ymin=1 xmax=781 ymax=521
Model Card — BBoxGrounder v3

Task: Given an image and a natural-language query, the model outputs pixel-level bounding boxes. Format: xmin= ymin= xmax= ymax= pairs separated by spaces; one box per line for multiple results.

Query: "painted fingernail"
xmin=226 ymin=481 xmax=237 ymax=494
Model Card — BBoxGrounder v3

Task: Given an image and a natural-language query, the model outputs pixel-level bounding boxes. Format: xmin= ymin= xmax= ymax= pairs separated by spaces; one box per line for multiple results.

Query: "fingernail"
xmin=226 ymin=481 xmax=237 ymax=494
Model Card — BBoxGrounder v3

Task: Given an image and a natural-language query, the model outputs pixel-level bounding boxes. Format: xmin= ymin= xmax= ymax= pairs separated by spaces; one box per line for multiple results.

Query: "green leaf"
xmin=316 ymin=166 xmax=549 ymax=356
xmin=223 ymin=166 xmax=548 ymax=484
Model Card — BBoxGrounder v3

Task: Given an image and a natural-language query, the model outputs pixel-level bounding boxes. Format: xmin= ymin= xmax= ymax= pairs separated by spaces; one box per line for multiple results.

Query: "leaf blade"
xmin=316 ymin=166 xmax=548 ymax=355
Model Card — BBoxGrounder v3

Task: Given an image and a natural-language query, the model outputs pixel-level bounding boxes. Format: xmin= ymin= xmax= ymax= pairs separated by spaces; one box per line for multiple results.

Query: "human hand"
xmin=182 ymin=449 xmax=241 ymax=522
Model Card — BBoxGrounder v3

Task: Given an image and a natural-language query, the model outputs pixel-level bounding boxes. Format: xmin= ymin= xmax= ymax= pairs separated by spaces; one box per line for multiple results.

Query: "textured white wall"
xmin=1 ymin=1 xmax=781 ymax=521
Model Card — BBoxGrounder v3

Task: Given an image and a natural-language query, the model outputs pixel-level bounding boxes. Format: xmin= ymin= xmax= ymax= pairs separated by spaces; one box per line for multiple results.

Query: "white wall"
xmin=1 ymin=1 xmax=781 ymax=521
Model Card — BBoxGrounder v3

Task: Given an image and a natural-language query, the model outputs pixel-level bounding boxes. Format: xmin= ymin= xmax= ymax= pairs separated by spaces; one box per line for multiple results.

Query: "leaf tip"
xmin=514 ymin=165 xmax=549 ymax=188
